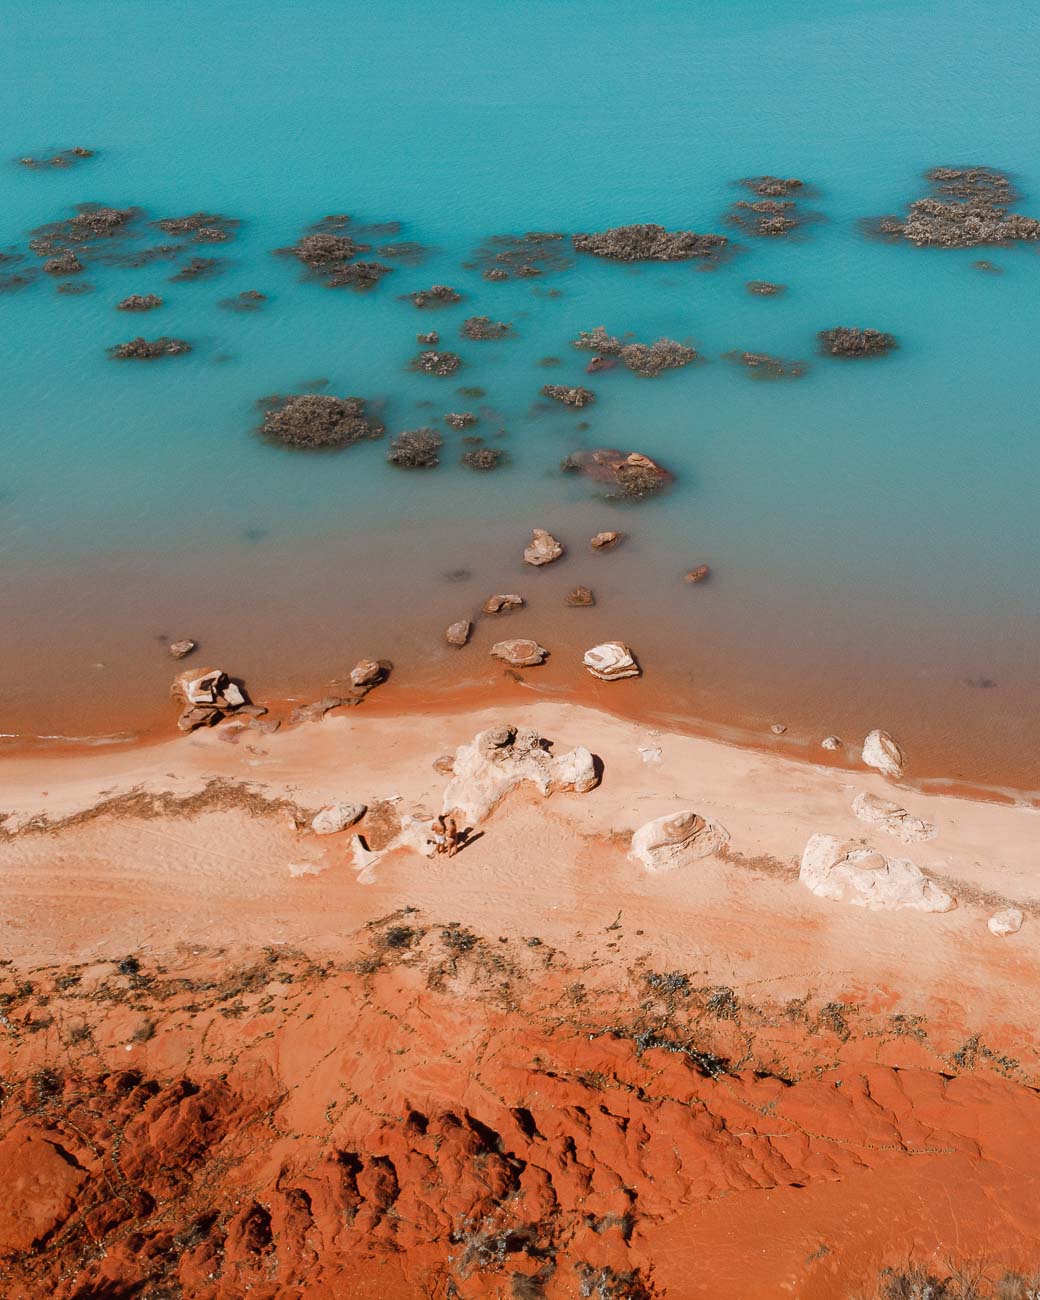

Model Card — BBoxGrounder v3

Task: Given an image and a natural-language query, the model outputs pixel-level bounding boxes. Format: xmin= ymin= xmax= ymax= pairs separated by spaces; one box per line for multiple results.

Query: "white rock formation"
xmin=311 ymin=802 xmax=366 ymax=835
xmin=821 ymin=735 xmax=842 ymax=751
xmin=851 ymin=792 xmax=936 ymax=844
xmin=523 ymin=528 xmax=564 ymax=566
xmin=988 ymin=908 xmax=1024 ymax=937
xmin=440 ymin=724 xmax=597 ymax=823
xmin=583 ymin=641 xmax=640 ymax=681
xmin=862 ymin=729 xmax=905 ymax=779
xmin=630 ymin=810 xmax=729 ymax=873
xmin=799 ymin=833 xmax=954 ymax=912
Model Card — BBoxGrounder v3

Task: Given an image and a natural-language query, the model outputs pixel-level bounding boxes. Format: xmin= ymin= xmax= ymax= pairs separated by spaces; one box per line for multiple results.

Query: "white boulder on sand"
xmin=988 ymin=908 xmax=1024 ymax=938
xmin=862 ymin=729 xmax=905 ymax=779
xmin=583 ymin=642 xmax=640 ymax=681
xmin=851 ymin=792 xmax=936 ymax=844
xmin=440 ymin=724 xmax=597 ymax=823
xmin=311 ymin=802 xmax=366 ymax=835
xmin=630 ymin=810 xmax=730 ymax=873
xmin=523 ymin=528 xmax=564 ymax=566
xmin=799 ymin=833 xmax=955 ymax=912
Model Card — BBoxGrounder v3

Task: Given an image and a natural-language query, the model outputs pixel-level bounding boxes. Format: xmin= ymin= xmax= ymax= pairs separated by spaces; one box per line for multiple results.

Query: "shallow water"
xmin=2 ymin=0 xmax=1039 ymax=789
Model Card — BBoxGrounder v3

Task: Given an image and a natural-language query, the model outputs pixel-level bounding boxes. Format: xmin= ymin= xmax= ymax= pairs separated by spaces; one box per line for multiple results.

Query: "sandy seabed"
xmin=1 ymin=700 xmax=1038 ymax=1297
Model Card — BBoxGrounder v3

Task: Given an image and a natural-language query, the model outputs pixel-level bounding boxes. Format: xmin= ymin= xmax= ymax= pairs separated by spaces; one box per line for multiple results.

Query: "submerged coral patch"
xmin=867 ymin=166 xmax=1040 ymax=247
xmin=464 ymin=231 xmax=572 ymax=280
xmin=572 ymin=223 xmax=728 ymax=263
xmin=258 ymin=394 xmax=384 ymax=449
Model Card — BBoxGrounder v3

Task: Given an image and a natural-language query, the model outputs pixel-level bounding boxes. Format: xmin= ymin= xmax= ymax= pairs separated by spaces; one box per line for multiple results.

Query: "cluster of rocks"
xmin=464 ymin=232 xmax=572 ymax=281
xmin=116 ymin=293 xmax=163 ymax=312
xmin=171 ymin=666 xmax=249 ymax=732
xmin=29 ymin=205 xmax=139 ymax=269
xmin=444 ymin=411 xmax=476 ymax=429
xmin=412 ymin=349 xmax=461 ymax=376
xmin=725 ymin=176 xmax=818 ymax=238
xmin=109 ymin=336 xmax=190 ymax=359
xmin=869 ymin=166 xmax=1040 ymax=247
xmin=818 ymin=327 xmax=897 ymax=358
xmin=461 ymin=315 xmax=512 ymax=340
xmin=17 ymin=146 xmax=95 ymax=169
xmin=218 ymin=290 xmax=266 ymax=312
xmin=572 ymin=223 xmax=728 ymax=263
xmin=562 ymin=448 xmax=674 ymax=500
xmin=571 ymin=326 xmax=697 ymax=376
xmin=541 ymin=384 xmax=594 ymax=408
xmin=153 ymin=212 xmax=240 ymax=243
xmin=440 ymin=724 xmax=597 ymax=823
xmin=387 ymin=427 xmax=442 ymax=468
xmin=724 ymin=350 xmax=807 ymax=379
xmin=275 ymin=216 xmax=396 ymax=291
xmin=746 ymin=280 xmax=785 ymax=296
xmin=417 ymin=330 xmax=439 ymax=345
xmin=43 ymin=249 xmax=83 ymax=276
xmin=404 ymin=284 xmax=462 ymax=308
xmin=258 ymin=393 xmax=384 ymax=449
xmin=461 ymin=445 xmax=504 ymax=471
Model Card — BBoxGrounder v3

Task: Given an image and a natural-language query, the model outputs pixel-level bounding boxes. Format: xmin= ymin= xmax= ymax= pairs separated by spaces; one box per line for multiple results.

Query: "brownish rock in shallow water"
xmin=170 ymin=666 xmax=247 ymax=731
xmin=483 ymin=593 xmax=524 ymax=613
xmin=565 ymin=586 xmax=595 ymax=606
xmin=818 ymin=326 xmax=897 ymax=358
xmin=590 ymin=530 xmax=624 ymax=550
xmin=490 ymin=638 xmax=547 ymax=667
xmin=445 ymin=620 xmax=471 ymax=647
xmin=168 ymin=638 xmax=196 ymax=659
xmin=572 ymin=222 xmax=728 ymax=262
xmin=564 ymin=448 xmax=673 ymax=500
xmin=746 ymin=279 xmax=786 ymax=295
xmin=109 ymin=336 xmax=190 ymax=359
xmin=116 ymin=293 xmax=163 ymax=311
xmin=684 ymin=565 xmax=710 ymax=584
xmin=258 ymin=393 xmax=384 ymax=449
xmin=541 ymin=383 xmax=594 ymax=407
xmin=523 ymin=528 xmax=564 ymax=566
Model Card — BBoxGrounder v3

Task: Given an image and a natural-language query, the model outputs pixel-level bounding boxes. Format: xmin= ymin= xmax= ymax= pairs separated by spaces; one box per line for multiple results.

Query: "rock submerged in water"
xmin=17 ymin=145 xmax=96 ymax=170
xmin=631 ymin=810 xmax=730 ymax=873
xmin=412 ymin=350 xmax=461 ymax=376
xmin=109 ymin=336 xmax=191 ymax=359
xmin=259 ymin=393 xmax=384 ymax=449
xmin=349 ymin=658 xmax=384 ymax=688
xmin=583 ymin=641 xmax=639 ymax=681
xmin=747 ymin=280 xmax=786 ymax=296
xmin=404 ymin=284 xmax=462 ymax=308
xmin=464 ymin=231 xmax=572 ymax=281
xmin=116 ymin=293 xmax=163 ymax=312
xmin=168 ymin=256 xmax=226 ymax=283
xmin=725 ymin=177 xmax=819 ymax=239
xmin=590 ymin=530 xmax=623 ymax=550
xmin=445 ymin=620 xmax=471 ymax=647
xmin=541 ymin=384 xmax=594 ymax=408
xmin=683 ymin=565 xmax=710 ymax=584
xmin=571 ymin=326 xmax=697 ymax=376
xmin=275 ymin=215 xmax=410 ymax=290
xmin=572 ymin=223 xmax=728 ymax=263
xmin=219 ymin=290 xmax=266 ymax=312
xmin=799 ymin=833 xmax=955 ymax=912
xmin=439 ymin=723 xmax=597 ymax=823
xmin=565 ymin=586 xmax=594 ymax=607
xmin=444 ymin=411 xmax=476 ymax=429
xmin=461 ymin=446 xmax=504 ymax=470
xmin=490 ymin=638 xmax=547 ymax=667
xmin=818 ymin=327 xmax=897 ymax=358
xmin=523 ymin=528 xmax=564 ymax=566
xmin=483 ymin=593 xmax=524 ymax=614
xmin=168 ymin=639 xmax=196 ymax=660
xmin=171 ymin=666 xmax=248 ymax=732
xmin=387 ymin=428 xmax=442 ymax=468
xmin=862 ymin=729 xmax=905 ymax=779
xmin=868 ymin=166 xmax=1040 ymax=248
xmin=461 ymin=315 xmax=512 ymax=340
xmin=563 ymin=448 xmax=673 ymax=500
xmin=724 ymin=350 xmax=807 ymax=379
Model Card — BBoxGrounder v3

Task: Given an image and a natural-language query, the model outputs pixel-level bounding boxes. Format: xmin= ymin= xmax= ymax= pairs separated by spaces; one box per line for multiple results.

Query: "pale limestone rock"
xmin=862 ymin=729 xmax=905 ymax=778
xmin=590 ymin=530 xmax=623 ymax=550
xmin=852 ymin=792 xmax=936 ymax=844
xmin=524 ymin=528 xmax=564 ymax=566
xmin=483 ymin=593 xmax=525 ymax=614
xmin=168 ymin=638 xmax=196 ymax=659
xmin=350 ymin=658 xmax=382 ymax=688
xmin=490 ymin=638 xmax=547 ymax=667
xmin=988 ymin=908 xmax=1024 ymax=937
xmin=311 ymin=802 xmax=366 ymax=835
xmin=799 ymin=833 xmax=954 ymax=912
xmin=170 ymin=666 xmax=247 ymax=731
xmin=445 ymin=620 xmax=471 ymax=647
xmin=630 ymin=810 xmax=730 ymax=873
xmin=583 ymin=641 xmax=640 ymax=681
xmin=441 ymin=724 xmax=598 ymax=823
xmin=821 ymin=735 xmax=843 ymax=751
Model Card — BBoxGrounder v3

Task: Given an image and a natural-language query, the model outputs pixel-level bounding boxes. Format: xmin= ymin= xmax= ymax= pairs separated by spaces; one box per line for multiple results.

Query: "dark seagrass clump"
xmin=387 ymin=427 xmax=443 ymax=468
xmin=444 ymin=411 xmax=477 ymax=429
xmin=117 ymin=293 xmax=163 ymax=312
xmin=747 ymin=280 xmax=785 ymax=296
xmin=867 ymin=165 xmax=1040 ymax=247
xmin=258 ymin=394 xmax=384 ymax=449
xmin=462 ymin=446 xmax=504 ymax=470
xmin=725 ymin=177 xmax=820 ymax=238
xmin=412 ymin=350 xmax=461 ymax=377
xmin=17 ymin=146 xmax=95 ymax=170
xmin=817 ymin=327 xmax=897 ymax=358
xmin=572 ymin=223 xmax=728 ymax=262
xmin=169 ymin=257 xmax=226 ymax=282
xmin=30 ymin=205 xmax=140 ymax=261
xmin=109 ymin=336 xmax=191 ymax=360
xmin=740 ymin=176 xmax=805 ymax=196
xmin=276 ymin=214 xmax=424 ymax=290
xmin=723 ymin=350 xmax=808 ymax=379
xmin=218 ymin=290 xmax=266 ymax=312
xmin=571 ymin=327 xmax=697 ymax=376
xmin=43 ymin=249 xmax=84 ymax=275
xmin=153 ymin=212 xmax=240 ymax=242
xmin=464 ymin=231 xmax=572 ymax=280
xmin=461 ymin=315 xmax=513 ymax=340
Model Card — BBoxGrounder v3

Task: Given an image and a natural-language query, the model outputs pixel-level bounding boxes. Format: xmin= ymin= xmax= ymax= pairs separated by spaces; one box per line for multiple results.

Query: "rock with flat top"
xmin=483 ymin=593 xmax=524 ymax=614
xmin=583 ymin=641 xmax=639 ymax=681
xmin=590 ymin=530 xmax=623 ymax=550
xmin=312 ymin=802 xmax=366 ymax=835
xmin=631 ymin=810 xmax=730 ymax=873
xmin=350 ymin=659 xmax=383 ymax=688
xmin=168 ymin=638 xmax=196 ymax=659
xmin=862 ymin=729 xmax=905 ymax=779
xmin=170 ymin=666 xmax=248 ymax=731
xmin=441 ymin=724 xmax=597 ymax=823
xmin=524 ymin=528 xmax=564 ymax=566
xmin=445 ymin=620 xmax=471 ymax=647
xmin=799 ymin=833 xmax=954 ymax=911
xmin=491 ymin=639 xmax=547 ymax=668
xmin=988 ymin=908 xmax=1024 ymax=937
xmin=852 ymin=792 xmax=936 ymax=843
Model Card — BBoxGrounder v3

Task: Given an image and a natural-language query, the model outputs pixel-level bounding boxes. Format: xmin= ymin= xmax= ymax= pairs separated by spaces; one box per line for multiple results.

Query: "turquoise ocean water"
xmin=1 ymin=0 xmax=1039 ymax=789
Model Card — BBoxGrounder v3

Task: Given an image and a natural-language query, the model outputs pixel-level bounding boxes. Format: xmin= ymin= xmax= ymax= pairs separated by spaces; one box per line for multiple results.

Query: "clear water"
xmin=2 ymin=0 xmax=1039 ymax=789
